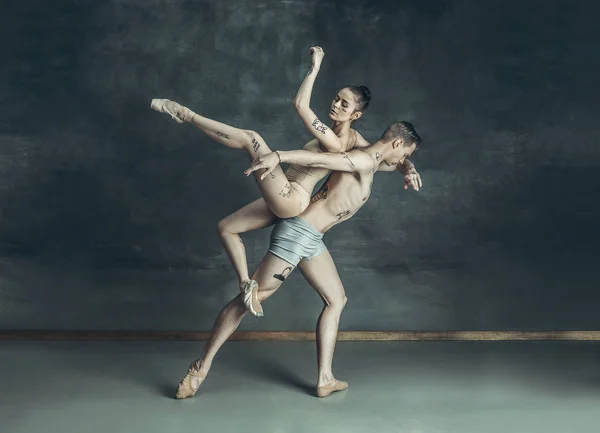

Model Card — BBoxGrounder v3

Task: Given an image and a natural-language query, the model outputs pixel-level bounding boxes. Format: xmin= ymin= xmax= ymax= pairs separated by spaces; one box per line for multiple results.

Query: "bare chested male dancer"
xmin=175 ymin=121 xmax=422 ymax=399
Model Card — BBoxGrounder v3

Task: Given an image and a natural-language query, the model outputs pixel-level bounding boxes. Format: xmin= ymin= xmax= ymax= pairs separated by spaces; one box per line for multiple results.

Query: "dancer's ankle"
xmin=317 ymin=373 xmax=335 ymax=387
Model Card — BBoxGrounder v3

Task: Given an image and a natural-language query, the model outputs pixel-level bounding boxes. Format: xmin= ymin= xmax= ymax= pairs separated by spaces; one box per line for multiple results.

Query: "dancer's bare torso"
xmin=285 ymin=132 xmax=362 ymax=208
xmin=299 ymin=156 xmax=374 ymax=233
xmin=284 ymin=139 xmax=331 ymax=197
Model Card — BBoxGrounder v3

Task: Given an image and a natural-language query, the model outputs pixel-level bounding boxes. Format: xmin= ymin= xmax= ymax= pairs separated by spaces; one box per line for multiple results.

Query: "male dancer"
xmin=175 ymin=121 xmax=422 ymax=399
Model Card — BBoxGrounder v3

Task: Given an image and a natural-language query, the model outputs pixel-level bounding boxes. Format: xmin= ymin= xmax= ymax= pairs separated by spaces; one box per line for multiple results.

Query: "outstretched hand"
xmin=244 ymin=152 xmax=281 ymax=181
xmin=404 ymin=169 xmax=423 ymax=191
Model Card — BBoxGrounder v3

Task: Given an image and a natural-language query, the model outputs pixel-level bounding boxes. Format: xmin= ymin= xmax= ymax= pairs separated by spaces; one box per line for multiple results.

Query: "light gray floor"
xmin=2 ymin=340 xmax=600 ymax=433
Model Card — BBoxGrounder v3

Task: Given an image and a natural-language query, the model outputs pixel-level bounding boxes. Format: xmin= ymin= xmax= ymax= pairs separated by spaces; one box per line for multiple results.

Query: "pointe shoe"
xmin=240 ymin=279 xmax=264 ymax=318
xmin=316 ymin=379 xmax=348 ymax=398
xmin=175 ymin=361 xmax=207 ymax=399
xmin=150 ymin=98 xmax=195 ymax=123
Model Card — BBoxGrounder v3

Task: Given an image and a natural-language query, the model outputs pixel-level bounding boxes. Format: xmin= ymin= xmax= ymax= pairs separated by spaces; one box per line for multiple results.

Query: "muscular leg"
xmin=152 ymin=99 xmax=303 ymax=218
xmin=217 ymin=198 xmax=277 ymax=285
xmin=175 ymin=253 xmax=296 ymax=399
xmin=297 ymin=250 xmax=348 ymax=396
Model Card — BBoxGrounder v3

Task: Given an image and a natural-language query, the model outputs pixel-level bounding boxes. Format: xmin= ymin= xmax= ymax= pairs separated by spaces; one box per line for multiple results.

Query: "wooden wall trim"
xmin=1 ymin=330 xmax=600 ymax=341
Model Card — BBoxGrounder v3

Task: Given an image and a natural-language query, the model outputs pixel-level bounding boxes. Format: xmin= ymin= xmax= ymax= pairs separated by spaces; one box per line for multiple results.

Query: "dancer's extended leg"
xmin=297 ymin=250 xmax=349 ymax=397
xmin=151 ymin=98 xmax=303 ymax=218
xmin=175 ymin=253 xmax=295 ymax=399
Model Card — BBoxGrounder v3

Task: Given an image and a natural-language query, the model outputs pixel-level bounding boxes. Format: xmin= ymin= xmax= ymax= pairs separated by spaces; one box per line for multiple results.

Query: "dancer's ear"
xmin=391 ymin=138 xmax=405 ymax=149
xmin=351 ymin=110 xmax=363 ymax=122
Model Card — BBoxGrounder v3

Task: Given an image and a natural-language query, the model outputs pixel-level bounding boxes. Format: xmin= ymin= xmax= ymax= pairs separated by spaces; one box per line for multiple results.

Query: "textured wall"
xmin=1 ymin=0 xmax=599 ymax=330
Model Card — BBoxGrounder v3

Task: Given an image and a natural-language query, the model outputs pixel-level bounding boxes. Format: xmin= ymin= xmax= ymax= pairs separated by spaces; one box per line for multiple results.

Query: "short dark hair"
xmin=380 ymin=121 xmax=421 ymax=148
xmin=343 ymin=85 xmax=371 ymax=113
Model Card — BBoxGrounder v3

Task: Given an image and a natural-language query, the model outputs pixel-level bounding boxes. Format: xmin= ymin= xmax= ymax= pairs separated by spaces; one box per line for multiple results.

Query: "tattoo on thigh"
xmin=312 ymin=118 xmax=328 ymax=135
xmin=273 ymin=266 xmax=293 ymax=281
xmin=341 ymin=152 xmax=355 ymax=167
xmin=216 ymin=131 xmax=230 ymax=139
xmin=336 ymin=210 xmax=352 ymax=220
xmin=252 ymin=138 xmax=261 ymax=153
xmin=310 ymin=184 xmax=328 ymax=203
xmin=279 ymin=183 xmax=292 ymax=198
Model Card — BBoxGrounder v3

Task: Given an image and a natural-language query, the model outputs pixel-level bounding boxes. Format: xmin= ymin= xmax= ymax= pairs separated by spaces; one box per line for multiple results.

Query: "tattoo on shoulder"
xmin=217 ymin=131 xmax=230 ymax=139
xmin=310 ymin=184 xmax=329 ymax=204
xmin=336 ymin=210 xmax=352 ymax=220
xmin=311 ymin=118 xmax=328 ymax=135
xmin=273 ymin=266 xmax=293 ymax=281
xmin=341 ymin=152 xmax=355 ymax=167
xmin=252 ymin=138 xmax=261 ymax=153
xmin=279 ymin=184 xmax=292 ymax=198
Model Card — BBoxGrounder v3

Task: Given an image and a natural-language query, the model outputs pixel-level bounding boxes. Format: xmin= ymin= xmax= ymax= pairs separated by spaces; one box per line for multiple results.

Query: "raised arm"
xmin=293 ymin=47 xmax=344 ymax=152
xmin=245 ymin=149 xmax=373 ymax=180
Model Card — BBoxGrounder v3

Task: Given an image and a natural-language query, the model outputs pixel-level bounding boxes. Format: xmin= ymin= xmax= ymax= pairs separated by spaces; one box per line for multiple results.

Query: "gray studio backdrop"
xmin=1 ymin=0 xmax=598 ymax=331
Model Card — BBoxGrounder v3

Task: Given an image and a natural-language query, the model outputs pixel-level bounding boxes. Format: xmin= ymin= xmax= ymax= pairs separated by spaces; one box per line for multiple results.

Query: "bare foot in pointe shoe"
xmin=316 ymin=379 xmax=348 ymax=398
xmin=240 ymin=278 xmax=264 ymax=318
xmin=150 ymin=99 xmax=195 ymax=123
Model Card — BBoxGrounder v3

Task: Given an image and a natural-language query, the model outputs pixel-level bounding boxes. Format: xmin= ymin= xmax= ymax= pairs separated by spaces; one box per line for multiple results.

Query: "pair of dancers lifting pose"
xmin=151 ymin=47 xmax=423 ymax=398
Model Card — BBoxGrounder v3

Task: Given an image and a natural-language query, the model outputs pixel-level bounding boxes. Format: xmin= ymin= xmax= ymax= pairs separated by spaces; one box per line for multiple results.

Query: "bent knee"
xmin=217 ymin=218 xmax=235 ymax=236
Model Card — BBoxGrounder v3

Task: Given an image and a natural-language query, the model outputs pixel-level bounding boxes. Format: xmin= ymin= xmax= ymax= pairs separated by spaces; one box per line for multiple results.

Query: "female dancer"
xmin=151 ymin=47 xmax=371 ymax=317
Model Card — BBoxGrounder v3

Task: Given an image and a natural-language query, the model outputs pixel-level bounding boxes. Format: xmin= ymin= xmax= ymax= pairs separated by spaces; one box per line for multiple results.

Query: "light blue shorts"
xmin=268 ymin=217 xmax=328 ymax=267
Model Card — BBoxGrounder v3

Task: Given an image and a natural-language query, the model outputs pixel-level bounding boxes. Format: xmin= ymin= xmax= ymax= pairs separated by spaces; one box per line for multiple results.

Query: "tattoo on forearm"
xmin=312 ymin=118 xmax=328 ymax=135
xmin=376 ymin=152 xmax=382 ymax=161
xmin=252 ymin=138 xmax=261 ymax=153
xmin=279 ymin=184 xmax=292 ymax=198
xmin=273 ymin=266 xmax=293 ymax=281
xmin=217 ymin=131 xmax=230 ymax=139
xmin=336 ymin=210 xmax=352 ymax=220
xmin=341 ymin=152 xmax=355 ymax=167
xmin=310 ymin=184 xmax=329 ymax=204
